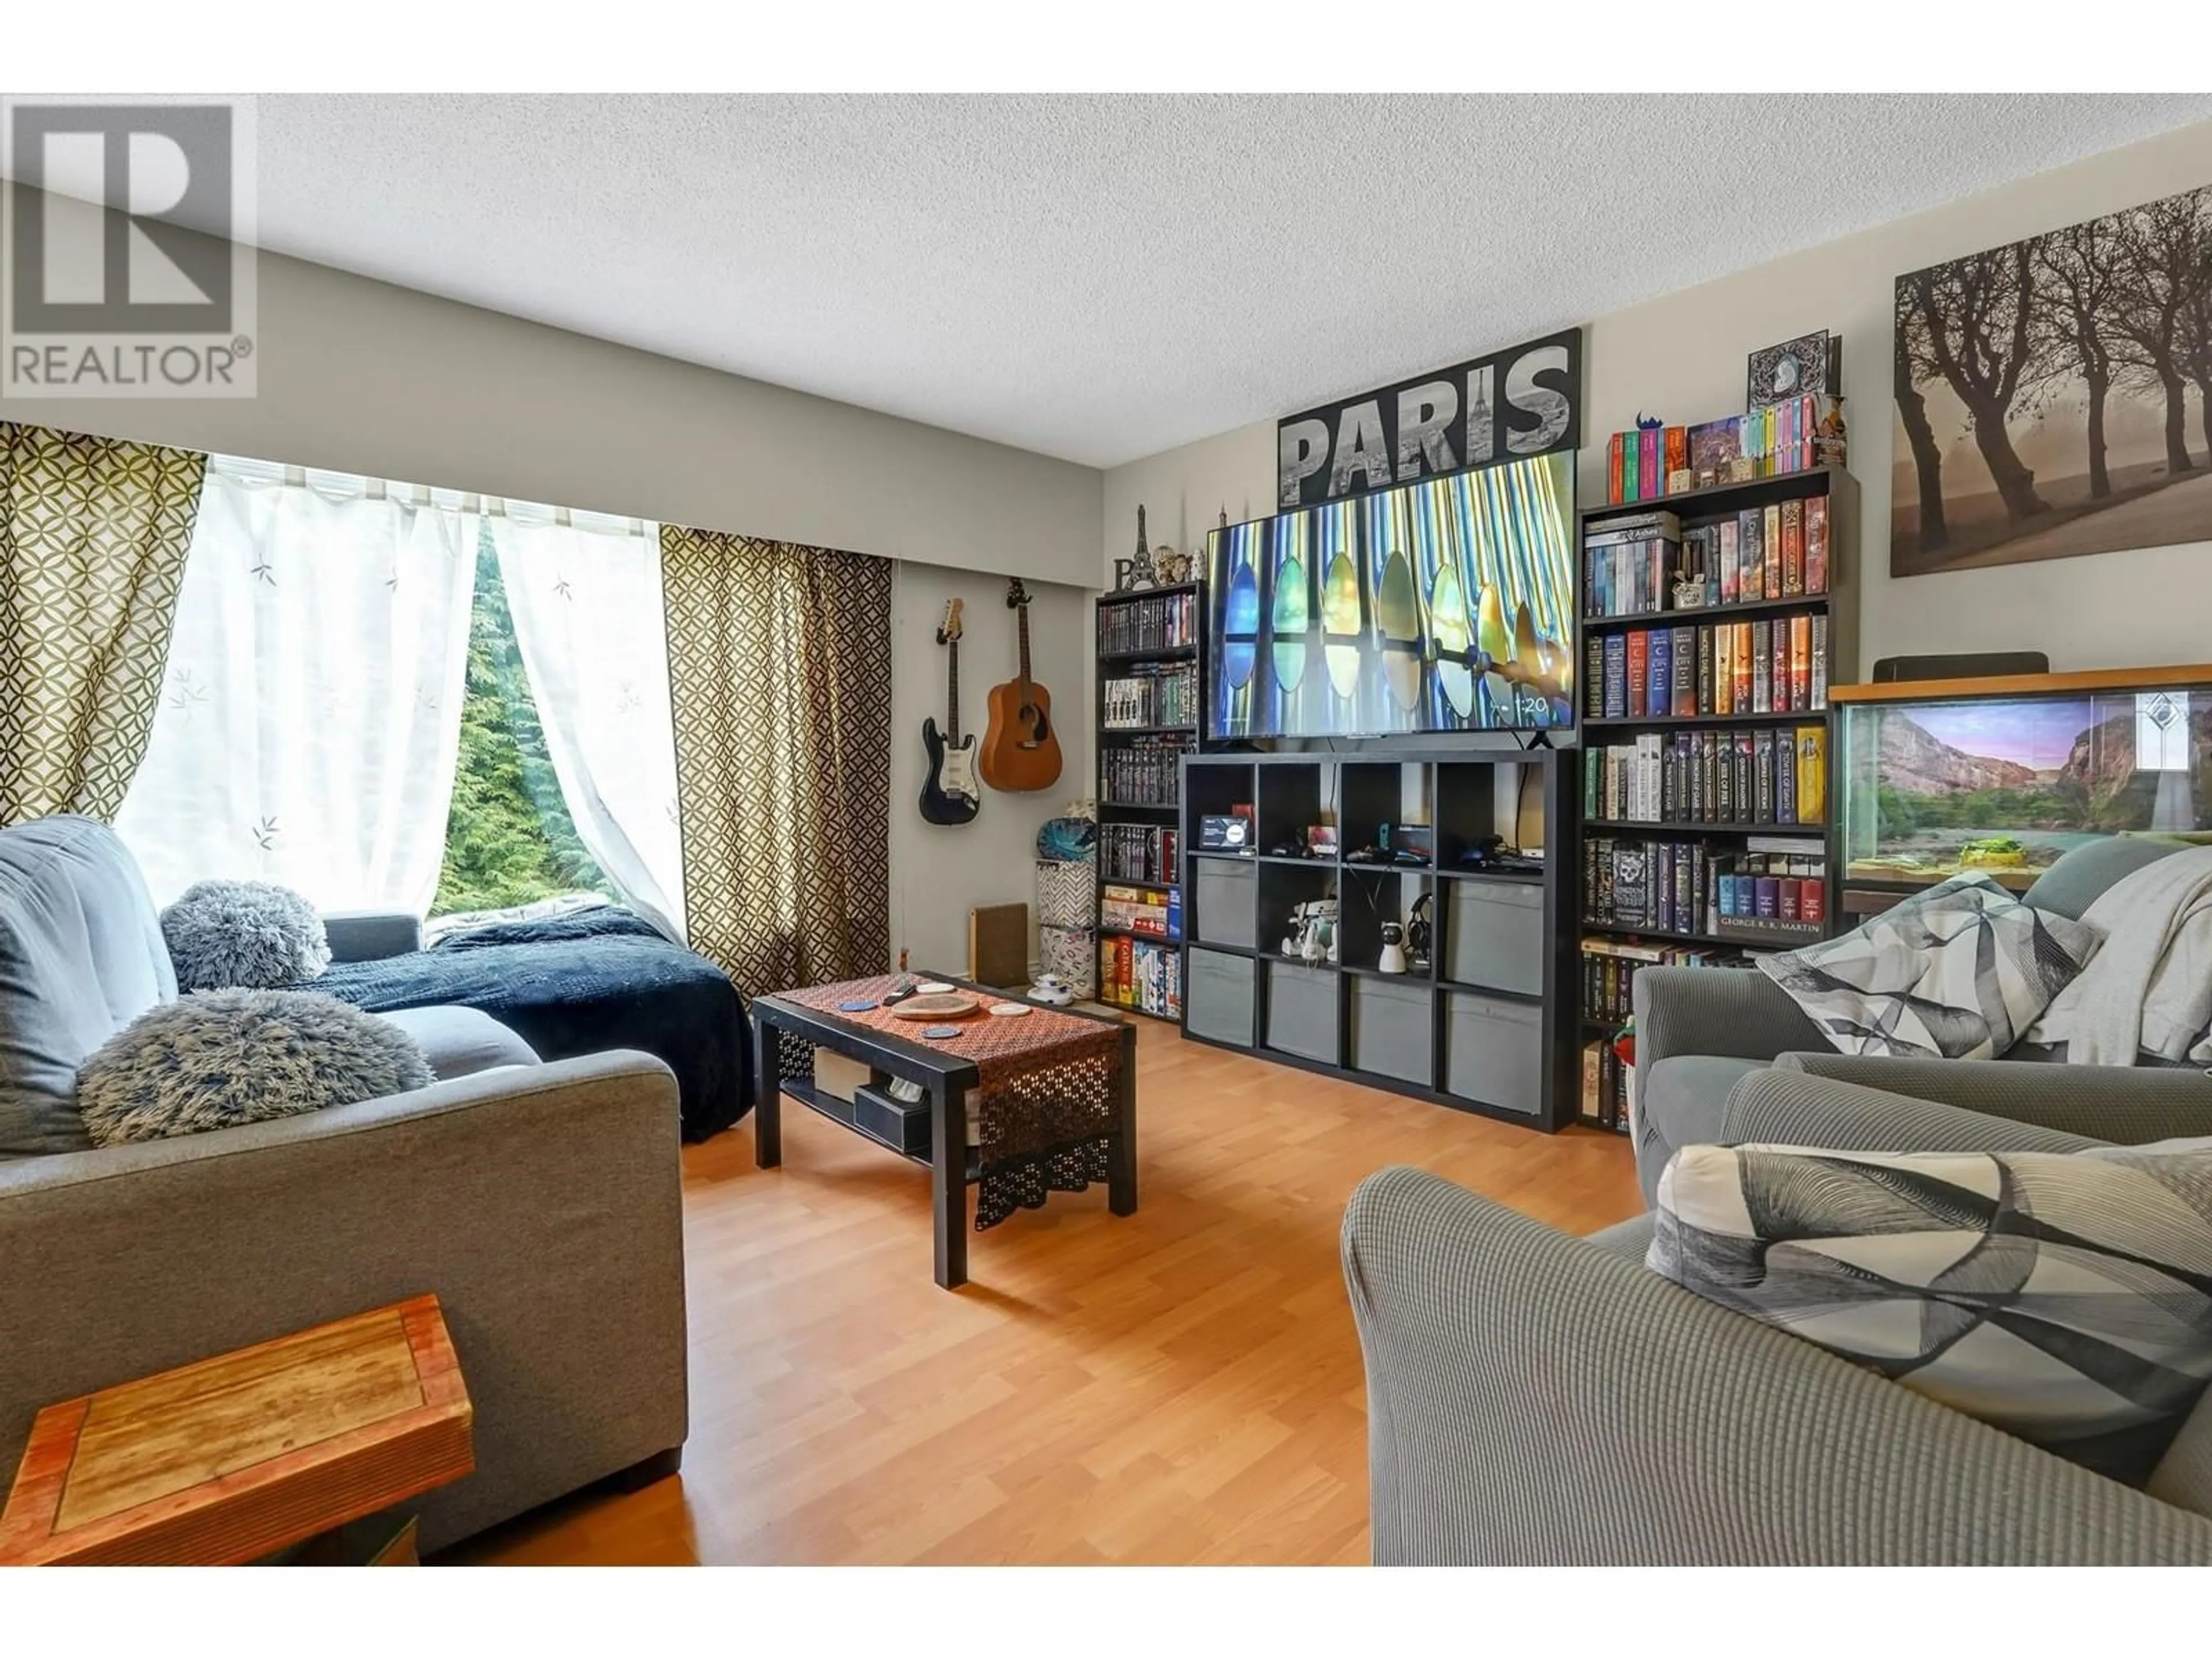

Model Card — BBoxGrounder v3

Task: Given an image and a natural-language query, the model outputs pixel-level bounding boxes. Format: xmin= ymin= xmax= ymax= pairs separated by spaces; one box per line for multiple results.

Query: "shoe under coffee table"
xmin=750 ymin=972 xmax=1137 ymax=1289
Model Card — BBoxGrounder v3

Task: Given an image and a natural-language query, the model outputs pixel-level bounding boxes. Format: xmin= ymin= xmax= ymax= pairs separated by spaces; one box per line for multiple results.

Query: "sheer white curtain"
xmin=116 ymin=457 xmax=478 ymax=913
xmin=490 ymin=503 xmax=685 ymax=940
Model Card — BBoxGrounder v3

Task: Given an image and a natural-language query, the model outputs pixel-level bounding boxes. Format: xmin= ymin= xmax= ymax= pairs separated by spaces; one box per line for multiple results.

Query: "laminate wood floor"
xmin=452 ymin=1015 xmax=1640 ymax=1565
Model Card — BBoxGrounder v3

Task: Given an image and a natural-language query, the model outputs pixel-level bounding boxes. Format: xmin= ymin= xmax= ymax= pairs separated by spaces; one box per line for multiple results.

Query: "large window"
xmin=119 ymin=457 xmax=683 ymax=937
xmin=433 ymin=522 xmax=615 ymax=916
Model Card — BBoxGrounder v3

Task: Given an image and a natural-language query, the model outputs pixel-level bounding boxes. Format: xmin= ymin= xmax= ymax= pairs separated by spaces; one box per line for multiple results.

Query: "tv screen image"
xmin=1205 ymin=449 xmax=1575 ymax=739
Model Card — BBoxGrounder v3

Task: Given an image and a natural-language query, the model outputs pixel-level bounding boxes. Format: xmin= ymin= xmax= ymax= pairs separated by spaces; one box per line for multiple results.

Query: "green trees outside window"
xmin=432 ymin=524 xmax=615 ymax=916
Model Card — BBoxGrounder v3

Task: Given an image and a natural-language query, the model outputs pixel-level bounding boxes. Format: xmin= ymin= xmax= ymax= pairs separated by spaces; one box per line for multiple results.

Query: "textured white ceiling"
xmin=241 ymin=94 xmax=2212 ymax=469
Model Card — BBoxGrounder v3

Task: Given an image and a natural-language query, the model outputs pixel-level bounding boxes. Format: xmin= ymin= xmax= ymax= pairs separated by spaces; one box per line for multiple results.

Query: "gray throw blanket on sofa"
xmin=2032 ymin=844 xmax=2212 ymax=1066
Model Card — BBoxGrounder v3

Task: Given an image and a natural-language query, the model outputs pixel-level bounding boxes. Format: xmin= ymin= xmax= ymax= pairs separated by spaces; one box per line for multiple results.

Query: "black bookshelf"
xmin=1094 ymin=581 xmax=1203 ymax=1021
xmin=1572 ymin=466 xmax=1858 ymax=1131
xmin=1177 ymin=749 xmax=1578 ymax=1133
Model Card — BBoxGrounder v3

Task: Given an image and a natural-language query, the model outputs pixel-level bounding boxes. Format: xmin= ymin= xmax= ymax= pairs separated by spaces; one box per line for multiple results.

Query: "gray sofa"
xmin=0 ymin=815 xmax=688 ymax=1553
xmin=1630 ymin=836 xmax=2212 ymax=1206
xmin=1342 ymin=1069 xmax=2212 ymax=1564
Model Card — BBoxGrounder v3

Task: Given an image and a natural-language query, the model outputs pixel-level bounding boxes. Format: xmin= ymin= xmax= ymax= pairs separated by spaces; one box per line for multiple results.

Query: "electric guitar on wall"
xmin=979 ymin=578 xmax=1063 ymax=793
xmin=919 ymin=599 xmax=981 ymax=826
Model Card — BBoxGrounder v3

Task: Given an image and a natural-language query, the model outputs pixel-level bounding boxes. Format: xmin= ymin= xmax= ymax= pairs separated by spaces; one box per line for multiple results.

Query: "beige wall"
xmin=5 ymin=207 xmax=1107 ymax=965
xmin=7 ymin=218 xmax=1102 ymax=590
xmin=888 ymin=566 xmax=1090 ymax=977
xmin=1105 ymin=118 xmax=2212 ymax=677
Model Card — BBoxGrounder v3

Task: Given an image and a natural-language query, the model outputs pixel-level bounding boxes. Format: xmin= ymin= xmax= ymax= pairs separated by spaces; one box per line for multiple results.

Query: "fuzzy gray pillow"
xmin=161 ymin=879 xmax=332 ymax=991
xmin=77 ymin=988 xmax=433 ymax=1147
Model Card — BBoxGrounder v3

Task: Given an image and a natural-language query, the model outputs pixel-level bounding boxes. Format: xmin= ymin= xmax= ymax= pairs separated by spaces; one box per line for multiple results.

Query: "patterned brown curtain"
xmin=660 ymin=526 xmax=892 ymax=995
xmin=1 ymin=422 xmax=207 ymax=824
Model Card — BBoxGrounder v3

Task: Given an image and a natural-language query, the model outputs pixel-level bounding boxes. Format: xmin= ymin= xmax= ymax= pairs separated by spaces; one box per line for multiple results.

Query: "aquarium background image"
xmin=1205 ymin=450 xmax=1576 ymax=740
xmin=1840 ymin=685 xmax=2212 ymax=884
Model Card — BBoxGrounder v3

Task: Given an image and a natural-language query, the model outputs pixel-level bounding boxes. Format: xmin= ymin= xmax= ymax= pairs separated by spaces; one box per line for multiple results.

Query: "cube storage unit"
xmin=1179 ymin=748 xmax=1577 ymax=1131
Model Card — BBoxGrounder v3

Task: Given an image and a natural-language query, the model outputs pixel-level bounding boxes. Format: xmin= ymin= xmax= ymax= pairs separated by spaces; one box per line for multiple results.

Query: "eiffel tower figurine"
xmin=1126 ymin=503 xmax=1157 ymax=591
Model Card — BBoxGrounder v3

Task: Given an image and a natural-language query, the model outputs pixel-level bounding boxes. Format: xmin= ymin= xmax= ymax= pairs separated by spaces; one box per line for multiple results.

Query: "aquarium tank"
xmin=1835 ymin=672 xmax=2212 ymax=891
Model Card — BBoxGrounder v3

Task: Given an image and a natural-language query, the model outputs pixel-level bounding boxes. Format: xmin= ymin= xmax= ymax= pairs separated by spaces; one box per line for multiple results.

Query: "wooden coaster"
xmin=889 ymin=992 xmax=979 ymax=1021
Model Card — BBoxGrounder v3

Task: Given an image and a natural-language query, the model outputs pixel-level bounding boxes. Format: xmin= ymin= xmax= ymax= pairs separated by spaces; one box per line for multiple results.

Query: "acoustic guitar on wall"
xmin=919 ymin=598 xmax=981 ymax=825
xmin=979 ymin=578 xmax=1063 ymax=793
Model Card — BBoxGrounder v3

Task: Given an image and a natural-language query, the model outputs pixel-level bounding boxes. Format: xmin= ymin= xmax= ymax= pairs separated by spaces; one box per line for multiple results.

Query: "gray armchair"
xmin=1342 ymin=1066 xmax=2212 ymax=1565
xmin=1630 ymin=836 xmax=2212 ymax=1205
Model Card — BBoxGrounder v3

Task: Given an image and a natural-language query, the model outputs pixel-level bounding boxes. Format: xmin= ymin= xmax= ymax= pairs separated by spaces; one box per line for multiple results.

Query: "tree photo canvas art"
xmin=1892 ymin=182 xmax=2212 ymax=577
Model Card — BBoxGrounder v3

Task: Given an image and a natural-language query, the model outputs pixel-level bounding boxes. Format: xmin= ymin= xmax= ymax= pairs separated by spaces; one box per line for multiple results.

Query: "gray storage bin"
xmin=1445 ymin=880 xmax=1544 ymax=995
xmin=1187 ymin=946 xmax=1256 ymax=1047
xmin=1195 ymin=859 xmax=1258 ymax=949
xmin=1266 ymin=961 xmax=1339 ymax=1065
xmin=1349 ymin=975 xmax=1433 ymax=1086
xmin=1442 ymin=990 xmax=1542 ymax=1116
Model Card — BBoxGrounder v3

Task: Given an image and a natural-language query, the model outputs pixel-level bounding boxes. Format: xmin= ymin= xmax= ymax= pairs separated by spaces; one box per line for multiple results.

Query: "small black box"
xmin=1198 ymin=814 xmax=1250 ymax=851
xmin=853 ymin=1083 xmax=931 ymax=1157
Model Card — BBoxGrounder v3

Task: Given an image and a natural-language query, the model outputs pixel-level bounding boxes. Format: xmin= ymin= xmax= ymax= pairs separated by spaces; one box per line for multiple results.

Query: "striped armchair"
xmin=1342 ymin=834 xmax=2212 ymax=1565
xmin=1341 ymin=1068 xmax=2212 ymax=1564
xmin=1629 ymin=836 xmax=2212 ymax=1206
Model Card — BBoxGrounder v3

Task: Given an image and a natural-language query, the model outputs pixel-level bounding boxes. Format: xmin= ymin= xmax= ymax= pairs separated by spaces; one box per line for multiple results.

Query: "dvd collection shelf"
xmin=1094 ymin=582 xmax=1203 ymax=1020
xmin=1571 ymin=465 xmax=1857 ymax=1134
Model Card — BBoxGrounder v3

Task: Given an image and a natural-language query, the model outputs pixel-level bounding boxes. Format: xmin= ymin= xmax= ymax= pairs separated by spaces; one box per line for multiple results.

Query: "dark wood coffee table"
xmin=750 ymin=974 xmax=1136 ymax=1289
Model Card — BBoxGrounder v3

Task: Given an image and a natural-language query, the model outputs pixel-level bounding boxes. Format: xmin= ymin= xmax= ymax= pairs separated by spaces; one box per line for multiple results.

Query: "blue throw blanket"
xmin=320 ymin=907 xmax=749 ymax=1141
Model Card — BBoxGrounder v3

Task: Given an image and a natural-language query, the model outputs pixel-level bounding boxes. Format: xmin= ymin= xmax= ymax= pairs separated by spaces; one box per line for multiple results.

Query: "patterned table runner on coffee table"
xmin=782 ymin=975 xmax=1124 ymax=1228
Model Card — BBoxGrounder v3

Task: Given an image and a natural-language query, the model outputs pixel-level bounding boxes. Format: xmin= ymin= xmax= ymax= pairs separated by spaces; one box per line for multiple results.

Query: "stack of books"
xmin=1582 ymin=511 xmax=1681 ymax=618
xmin=1583 ymin=613 xmax=1830 ymax=720
xmin=1714 ymin=844 xmax=1828 ymax=933
xmin=1101 ymin=882 xmax=1180 ymax=940
xmin=1584 ymin=837 xmax=1715 ymax=935
xmin=1100 ymin=822 xmax=1178 ymax=885
xmin=1100 ymin=935 xmax=1181 ymax=1018
xmin=1603 ymin=426 xmax=1689 ymax=506
xmin=1101 ymin=736 xmax=1191 ymax=806
xmin=1582 ymin=936 xmax=1725 ymax=1024
xmin=1582 ymin=1039 xmax=1635 ymax=1135
xmin=1603 ymin=393 xmax=1847 ymax=503
xmin=1585 ymin=836 xmax=1827 ymax=935
xmin=1584 ymin=725 xmax=1828 ymax=827
xmin=1584 ymin=497 xmax=1831 ymax=623
xmin=1099 ymin=590 xmax=1199 ymax=656
xmin=1103 ymin=662 xmax=1199 ymax=729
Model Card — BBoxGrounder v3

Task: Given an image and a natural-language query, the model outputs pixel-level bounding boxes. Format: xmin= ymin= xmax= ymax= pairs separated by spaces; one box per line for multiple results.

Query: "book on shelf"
xmin=1585 ymin=498 xmax=1830 ymax=622
xmin=1101 ymin=882 xmax=1181 ymax=941
xmin=1101 ymin=733 xmax=1193 ymax=805
xmin=1103 ymin=661 xmax=1199 ymax=729
xmin=1099 ymin=821 xmax=1179 ymax=885
xmin=1099 ymin=934 xmax=1181 ymax=1018
xmin=1584 ymin=616 xmax=1831 ymax=721
xmin=1580 ymin=1037 xmax=1638 ymax=1137
xmin=1584 ymin=837 xmax=1825 ymax=938
xmin=1098 ymin=589 xmax=1199 ymax=656
xmin=1603 ymin=395 xmax=1844 ymax=503
xmin=1585 ymin=724 xmax=1828 ymax=828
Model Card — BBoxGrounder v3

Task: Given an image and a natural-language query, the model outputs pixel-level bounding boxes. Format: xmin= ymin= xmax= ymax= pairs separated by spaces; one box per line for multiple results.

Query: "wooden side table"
xmin=0 ymin=1295 xmax=473 ymax=1566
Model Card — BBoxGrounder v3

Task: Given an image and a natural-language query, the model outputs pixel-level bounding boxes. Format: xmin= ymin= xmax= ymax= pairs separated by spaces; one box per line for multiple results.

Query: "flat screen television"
xmin=1205 ymin=449 xmax=1575 ymax=739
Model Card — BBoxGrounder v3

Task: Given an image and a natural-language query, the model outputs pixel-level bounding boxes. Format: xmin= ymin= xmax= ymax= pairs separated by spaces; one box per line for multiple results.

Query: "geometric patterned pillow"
xmin=1758 ymin=873 xmax=2101 ymax=1059
xmin=1648 ymin=1142 xmax=2212 ymax=1484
